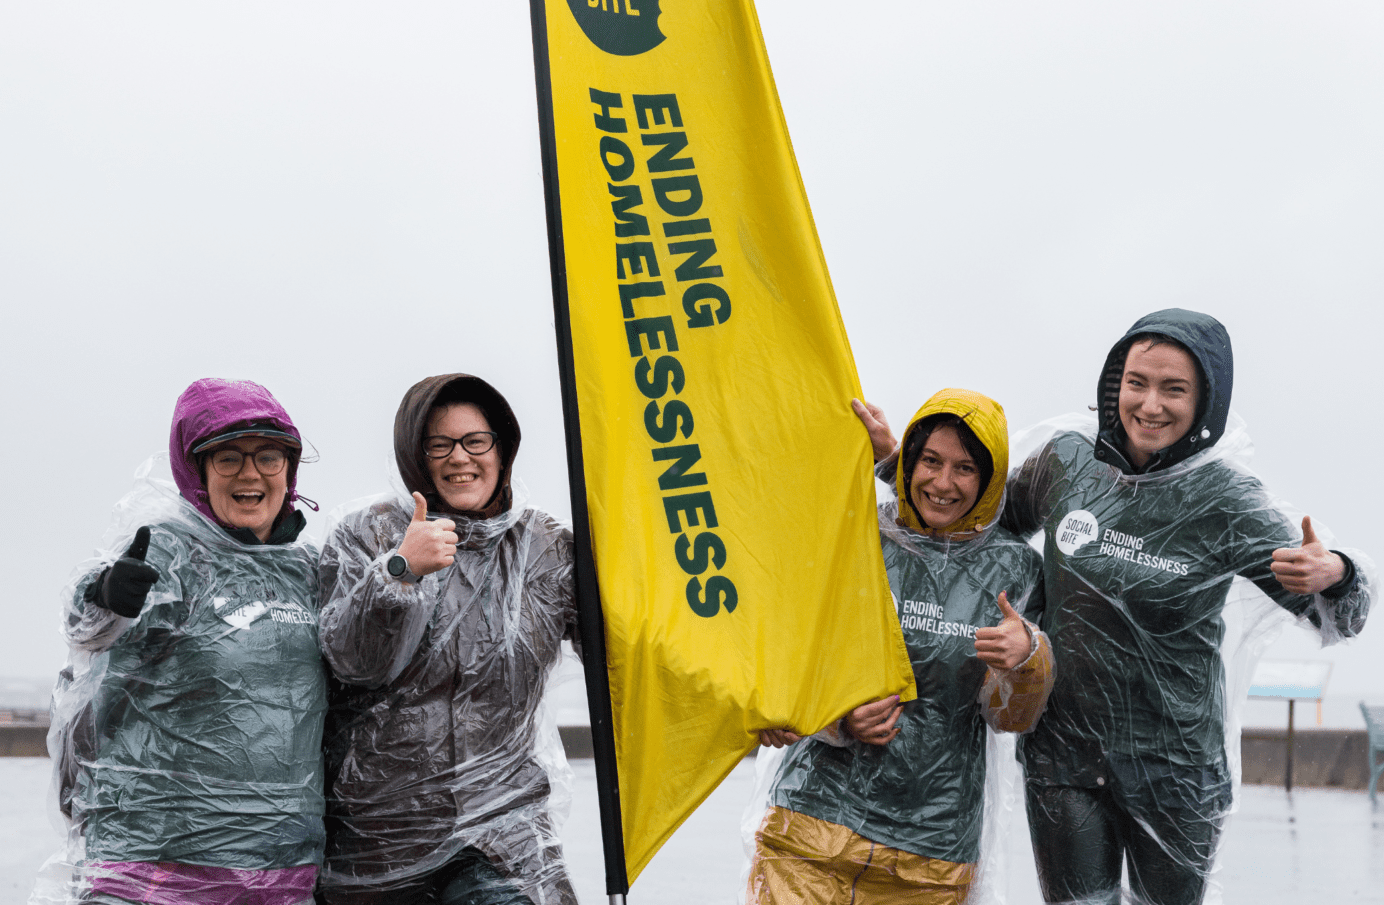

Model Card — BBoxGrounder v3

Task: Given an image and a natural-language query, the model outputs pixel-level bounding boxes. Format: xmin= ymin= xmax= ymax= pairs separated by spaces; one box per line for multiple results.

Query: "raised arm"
xmin=1271 ymin=516 xmax=1350 ymax=594
xmin=317 ymin=497 xmax=449 ymax=687
xmin=1233 ymin=496 xmax=1374 ymax=644
xmin=851 ymin=398 xmax=898 ymax=463
xmin=976 ymin=581 xmax=1054 ymax=733
xmin=999 ymin=438 xmax=1061 ymax=540
xmin=65 ymin=526 xmax=169 ymax=653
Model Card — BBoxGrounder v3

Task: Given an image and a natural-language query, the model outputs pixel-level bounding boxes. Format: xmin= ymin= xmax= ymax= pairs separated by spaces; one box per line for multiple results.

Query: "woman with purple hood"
xmin=34 ymin=379 xmax=327 ymax=905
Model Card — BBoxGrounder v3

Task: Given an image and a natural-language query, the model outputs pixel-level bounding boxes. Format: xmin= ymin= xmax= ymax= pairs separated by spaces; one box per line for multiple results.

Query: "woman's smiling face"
xmin=907 ymin=425 xmax=982 ymax=531
xmin=425 ymin=403 xmax=501 ymax=513
xmin=1119 ymin=339 xmax=1200 ymax=468
xmin=203 ymin=438 xmax=289 ymax=541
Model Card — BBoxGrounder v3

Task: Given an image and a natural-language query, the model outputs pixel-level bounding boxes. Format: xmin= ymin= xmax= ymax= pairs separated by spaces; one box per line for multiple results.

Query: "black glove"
xmin=96 ymin=526 xmax=160 ymax=618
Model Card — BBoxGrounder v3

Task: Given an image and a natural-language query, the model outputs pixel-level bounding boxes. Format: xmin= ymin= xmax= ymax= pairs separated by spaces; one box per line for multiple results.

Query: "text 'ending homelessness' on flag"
xmin=530 ymin=0 xmax=918 ymax=884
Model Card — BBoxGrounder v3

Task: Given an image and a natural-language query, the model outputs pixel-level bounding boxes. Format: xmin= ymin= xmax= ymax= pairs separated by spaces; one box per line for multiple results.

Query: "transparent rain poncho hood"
xmin=743 ymin=389 xmax=1054 ymax=905
xmin=316 ymin=374 xmax=579 ymax=905
xmin=32 ymin=458 xmax=325 ymax=905
xmin=1001 ymin=309 xmax=1376 ymax=905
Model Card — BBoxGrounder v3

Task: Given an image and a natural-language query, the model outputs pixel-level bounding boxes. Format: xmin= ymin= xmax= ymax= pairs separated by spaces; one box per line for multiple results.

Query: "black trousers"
xmin=318 ymin=848 xmax=532 ymax=905
xmin=1025 ymin=759 xmax=1232 ymax=905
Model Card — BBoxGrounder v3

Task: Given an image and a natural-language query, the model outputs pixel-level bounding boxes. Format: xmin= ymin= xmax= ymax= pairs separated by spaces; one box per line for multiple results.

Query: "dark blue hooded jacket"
xmin=1002 ymin=308 xmax=1371 ymax=786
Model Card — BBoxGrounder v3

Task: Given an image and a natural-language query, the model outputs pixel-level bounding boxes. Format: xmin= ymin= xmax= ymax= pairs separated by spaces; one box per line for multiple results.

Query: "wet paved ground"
xmin=4 ymin=757 xmax=1383 ymax=903
xmin=563 ymin=761 xmax=1384 ymax=904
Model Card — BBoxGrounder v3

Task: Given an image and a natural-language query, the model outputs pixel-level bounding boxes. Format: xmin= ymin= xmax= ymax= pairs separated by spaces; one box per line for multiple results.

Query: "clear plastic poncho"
xmin=741 ymin=389 xmax=1056 ymax=905
xmin=315 ymin=485 xmax=578 ymax=905
xmin=1003 ymin=411 xmax=1376 ymax=905
xmin=31 ymin=457 xmax=326 ymax=905
xmin=740 ymin=503 xmax=1053 ymax=905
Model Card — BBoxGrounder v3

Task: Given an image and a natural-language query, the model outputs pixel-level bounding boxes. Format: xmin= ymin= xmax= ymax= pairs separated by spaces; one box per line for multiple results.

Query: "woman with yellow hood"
xmin=746 ymin=389 xmax=1055 ymax=905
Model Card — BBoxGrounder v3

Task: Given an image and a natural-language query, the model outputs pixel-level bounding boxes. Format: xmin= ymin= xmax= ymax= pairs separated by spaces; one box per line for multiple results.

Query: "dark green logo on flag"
xmin=566 ymin=0 xmax=665 ymax=56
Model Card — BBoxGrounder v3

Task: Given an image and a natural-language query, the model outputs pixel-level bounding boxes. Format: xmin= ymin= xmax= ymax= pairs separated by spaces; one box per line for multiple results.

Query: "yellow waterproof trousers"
xmin=746 ymin=807 xmax=975 ymax=905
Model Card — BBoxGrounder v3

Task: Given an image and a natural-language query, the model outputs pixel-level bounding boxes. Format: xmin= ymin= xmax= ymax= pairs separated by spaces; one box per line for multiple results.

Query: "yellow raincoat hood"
xmin=895 ymin=388 xmax=1009 ymax=536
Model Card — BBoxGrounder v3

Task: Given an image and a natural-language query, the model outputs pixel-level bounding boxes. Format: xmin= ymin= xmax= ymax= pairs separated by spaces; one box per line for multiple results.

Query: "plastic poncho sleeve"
xmin=63 ymin=531 xmax=186 ymax=654
xmin=512 ymin=523 xmax=582 ymax=656
xmin=806 ymin=721 xmax=851 ymax=748
xmin=998 ymin=437 xmax=1054 ymax=541
xmin=318 ymin=502 xmax=438 ymax=688
xmin=65 ymin=575 xmax=135 ymax=653
xmin=52 ymin=528 xmax=186 ymax=828
xmin=975 ymin=566 xmax=1053 ymax=735
xmin=979 ymin=623 xmax=1055 ymax=734
xmin=1214 ymin=480 xmax=1371 ymax=644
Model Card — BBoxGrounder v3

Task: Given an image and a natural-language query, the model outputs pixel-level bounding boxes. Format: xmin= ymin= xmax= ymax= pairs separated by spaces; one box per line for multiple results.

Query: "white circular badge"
xmin=1055 ymin=510 xmax=1099 ymax=556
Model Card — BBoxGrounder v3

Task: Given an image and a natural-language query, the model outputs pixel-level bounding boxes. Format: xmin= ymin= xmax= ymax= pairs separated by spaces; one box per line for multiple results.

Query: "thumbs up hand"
xmin=974 ymin=591 xmax=1032 ymax=670
xmin=99 ymin=526 xmax=160 ymax=618
xmin=1271 ymin=516 xmax=1347 ymax=595
xmin=396 ymin=492 xmax=458 ymax=578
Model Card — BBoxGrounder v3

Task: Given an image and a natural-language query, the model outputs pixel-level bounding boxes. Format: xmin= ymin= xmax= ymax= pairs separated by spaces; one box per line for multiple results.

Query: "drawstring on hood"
xmin=169 ymin=378 xmax=307 ymax=533
xmin=894 ymin=388 xmax=1010 ymax=537
xmin=1093 ymin=308 xmax=1233 ymax=475
xmin=393 ymin=373 xmax=521 ymax=520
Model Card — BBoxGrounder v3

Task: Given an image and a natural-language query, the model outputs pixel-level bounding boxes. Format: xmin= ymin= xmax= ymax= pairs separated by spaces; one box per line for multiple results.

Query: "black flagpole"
xmin=527 ymin=1 xmax=631 ymax=901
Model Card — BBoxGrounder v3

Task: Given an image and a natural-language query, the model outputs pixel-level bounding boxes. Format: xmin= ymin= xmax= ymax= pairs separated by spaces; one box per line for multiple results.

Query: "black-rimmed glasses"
xmin=207 ymin=447 xmax=289 ymax=477
xmin=423 ymin=432 xmax=498 ymax=459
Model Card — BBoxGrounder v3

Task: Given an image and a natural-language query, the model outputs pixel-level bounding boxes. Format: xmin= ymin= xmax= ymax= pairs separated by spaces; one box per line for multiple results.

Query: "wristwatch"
xmin=386 ymin=551 xmax=420 ymax=584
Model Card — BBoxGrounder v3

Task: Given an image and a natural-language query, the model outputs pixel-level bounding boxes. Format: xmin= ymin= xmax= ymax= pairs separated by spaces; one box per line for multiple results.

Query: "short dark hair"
xmin=1124 ymin=332 xmax=1193 ymax=358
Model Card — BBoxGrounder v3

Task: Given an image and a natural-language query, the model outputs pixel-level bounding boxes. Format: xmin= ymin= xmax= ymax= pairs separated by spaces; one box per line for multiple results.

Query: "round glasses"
xmin=423 ymin=432 xmax=498 ymax=459
xmin=207 ymin=447 xmax=289 ymax=477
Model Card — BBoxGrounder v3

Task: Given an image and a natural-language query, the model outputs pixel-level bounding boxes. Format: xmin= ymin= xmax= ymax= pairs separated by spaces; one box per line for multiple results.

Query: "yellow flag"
xmin=532 ymin=0 xmax=917 ymax=881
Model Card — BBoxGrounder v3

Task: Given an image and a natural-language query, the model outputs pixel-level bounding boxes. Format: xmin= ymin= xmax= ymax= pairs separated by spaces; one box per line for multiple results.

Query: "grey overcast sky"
xmin=2 ymin=3 xmax=1380 ymax=704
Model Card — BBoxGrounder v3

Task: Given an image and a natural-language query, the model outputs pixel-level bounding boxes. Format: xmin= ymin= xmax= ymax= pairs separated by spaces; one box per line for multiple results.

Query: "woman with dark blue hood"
xmin=1000 ymin=309 xmax=1375 ymax=905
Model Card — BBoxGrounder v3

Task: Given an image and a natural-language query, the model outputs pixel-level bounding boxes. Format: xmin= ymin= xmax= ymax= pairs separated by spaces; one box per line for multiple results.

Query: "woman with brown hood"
xmin=315 ymin=374 xmax=579 ymax=905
